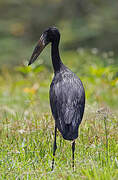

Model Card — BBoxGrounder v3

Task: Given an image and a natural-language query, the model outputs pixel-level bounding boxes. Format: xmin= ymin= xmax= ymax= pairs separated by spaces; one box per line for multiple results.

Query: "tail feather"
xmin=61 ymin=123 xmax=79 ymax=140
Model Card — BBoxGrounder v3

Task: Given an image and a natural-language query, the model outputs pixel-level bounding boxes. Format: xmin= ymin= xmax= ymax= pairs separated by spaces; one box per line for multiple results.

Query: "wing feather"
xmin=50 ymin=72 xmax=85 ymax=127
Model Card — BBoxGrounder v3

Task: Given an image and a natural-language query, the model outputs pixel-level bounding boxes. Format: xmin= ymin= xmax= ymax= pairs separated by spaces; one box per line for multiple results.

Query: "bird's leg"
xmin=52 ymin=125 xmax=57 ymax=171
xmin=72 ymin=140 xmax=75 ymax=171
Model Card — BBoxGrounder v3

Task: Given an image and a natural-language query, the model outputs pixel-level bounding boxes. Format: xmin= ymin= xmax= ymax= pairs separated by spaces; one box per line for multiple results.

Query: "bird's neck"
xmin=51 ymin=40 xmax=63 ymax=73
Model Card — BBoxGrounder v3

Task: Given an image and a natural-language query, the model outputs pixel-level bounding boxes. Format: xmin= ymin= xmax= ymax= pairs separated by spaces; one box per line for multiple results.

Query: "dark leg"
xmin=72 ymin=140 xmax=75 ymax=171
xmin=52 ymin=126 xmax=57 ymax=171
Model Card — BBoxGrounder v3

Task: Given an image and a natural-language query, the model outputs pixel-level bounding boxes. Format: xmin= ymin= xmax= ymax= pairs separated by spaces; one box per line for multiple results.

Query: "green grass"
xmin=0 ymin=104 xmax=118 ymax=179
xmin=0 ymin=51 xmax=118 ymax=179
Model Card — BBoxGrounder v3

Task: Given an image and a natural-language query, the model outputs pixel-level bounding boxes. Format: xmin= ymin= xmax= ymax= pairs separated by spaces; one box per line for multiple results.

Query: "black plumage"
xmin=28 ymin=27 xmax=85 ymax=170
xmin=50 ymin=68 xmax=85 ymax=141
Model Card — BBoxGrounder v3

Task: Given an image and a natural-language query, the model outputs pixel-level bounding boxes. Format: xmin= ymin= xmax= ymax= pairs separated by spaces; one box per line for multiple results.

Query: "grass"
xmin=0 ymin=51 xmax=118 ymax=179
xmin=0 ymin=104 xmax=118 ymax=179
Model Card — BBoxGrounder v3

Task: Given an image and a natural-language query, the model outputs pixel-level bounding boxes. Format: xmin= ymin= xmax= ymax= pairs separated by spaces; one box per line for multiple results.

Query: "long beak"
xmin=28 ymin=33 xmax=48 ymax=65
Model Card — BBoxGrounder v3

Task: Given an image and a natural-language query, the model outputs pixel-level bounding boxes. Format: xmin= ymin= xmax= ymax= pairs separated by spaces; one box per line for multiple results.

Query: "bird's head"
xmin=28 ymin=27 xmax=60 ymax=65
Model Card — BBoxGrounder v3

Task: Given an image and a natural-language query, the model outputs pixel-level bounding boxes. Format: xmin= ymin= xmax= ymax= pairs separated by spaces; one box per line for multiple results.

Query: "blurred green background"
xmin=0 ymin=0 xmax=118 ymax=108
xmin=1 ymin=0 xmax=118 ymax=65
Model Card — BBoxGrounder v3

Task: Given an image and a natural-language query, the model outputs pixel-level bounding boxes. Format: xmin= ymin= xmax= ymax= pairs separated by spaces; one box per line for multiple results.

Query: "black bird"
xmin=28 ymin=27 xmax=85 ymax=170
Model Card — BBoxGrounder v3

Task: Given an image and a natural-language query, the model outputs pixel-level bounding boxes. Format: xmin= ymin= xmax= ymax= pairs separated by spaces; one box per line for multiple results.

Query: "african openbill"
xmin=28 ymin=27 xmax=85 ymax=170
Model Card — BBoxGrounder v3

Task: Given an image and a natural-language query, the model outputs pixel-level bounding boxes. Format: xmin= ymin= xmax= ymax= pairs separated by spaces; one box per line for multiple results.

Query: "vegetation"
xmin=0 ymin=50 xmax=118 ymax=179
xmin=1 ymin=0 xmax=118 ymax=67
